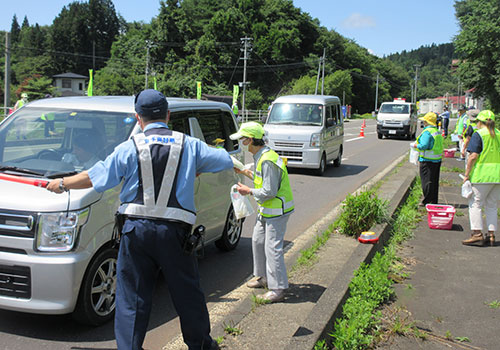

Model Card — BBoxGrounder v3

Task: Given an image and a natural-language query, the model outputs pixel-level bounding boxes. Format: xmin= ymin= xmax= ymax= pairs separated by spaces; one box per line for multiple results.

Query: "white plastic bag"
xmin=409 ymin=145 xmax=419 ymax=165
xmin=461 ymin=181 xmax=473 ymax=199
xmin=459 ymin=175 xmax=473 ymax=199
xmin=230 ymin=184 xmax=255 ymax=220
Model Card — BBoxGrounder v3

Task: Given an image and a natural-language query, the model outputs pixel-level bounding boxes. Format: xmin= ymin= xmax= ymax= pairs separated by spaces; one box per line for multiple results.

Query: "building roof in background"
xmin=52 ymin=72 xmax=88 ymax=79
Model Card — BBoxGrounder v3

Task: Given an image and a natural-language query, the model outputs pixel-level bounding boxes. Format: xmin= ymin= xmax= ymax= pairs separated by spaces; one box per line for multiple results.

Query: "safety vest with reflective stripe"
xmin=118 ymin=130 xmax=197 ymax=225
xmin=416 ymin=126 xmax=443 ymax=161
xmin=41 ymin=113 xmax=54 ymax=121
xmin=463 ymin=120 xmax=477 ymax=138
xmin=254 ymin=149 xmax=294 ymax=218
xmin=469 ymin=127 xmax=500 ymax=184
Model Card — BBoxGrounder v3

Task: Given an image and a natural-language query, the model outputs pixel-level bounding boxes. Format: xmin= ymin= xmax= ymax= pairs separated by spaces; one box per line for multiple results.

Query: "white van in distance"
xmin=376 ymin=98 xmax=417 ymax=140
xmin=264 ymin=95 xmax=344 ymax=176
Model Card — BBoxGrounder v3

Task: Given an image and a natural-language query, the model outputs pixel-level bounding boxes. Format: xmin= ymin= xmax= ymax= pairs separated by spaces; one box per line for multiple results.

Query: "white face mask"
xmin=240 ymin=138 xmax=250 ymax=152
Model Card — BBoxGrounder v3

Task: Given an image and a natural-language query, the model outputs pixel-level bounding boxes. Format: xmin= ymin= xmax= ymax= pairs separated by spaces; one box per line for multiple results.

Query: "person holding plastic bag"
xmin=462 ymin=110 xmax=500 ymax=247
xmin=230 ymin=122 xmax=294 ymax=303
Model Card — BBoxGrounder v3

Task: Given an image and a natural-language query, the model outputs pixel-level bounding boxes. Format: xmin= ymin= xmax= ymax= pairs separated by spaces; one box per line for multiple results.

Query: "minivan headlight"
xmin=36 ymin=208 xmax=89 ymax=252
xmin=376 ymin=118 xmax=383 ymax=125
xmin=310 ymin=133 xmax=321 ymax=147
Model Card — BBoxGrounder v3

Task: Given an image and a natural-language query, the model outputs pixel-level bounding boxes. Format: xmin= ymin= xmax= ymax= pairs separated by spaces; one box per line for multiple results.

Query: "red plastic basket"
xmin=426 ymin=204 xmax=456 ymax=230
xmin=443 ymin=149 xmax=456 ymax=158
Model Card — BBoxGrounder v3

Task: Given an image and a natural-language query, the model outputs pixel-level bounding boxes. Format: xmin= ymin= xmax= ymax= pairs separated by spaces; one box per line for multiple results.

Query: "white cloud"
xmin=342 ymin=13 xmax=376 ymax=29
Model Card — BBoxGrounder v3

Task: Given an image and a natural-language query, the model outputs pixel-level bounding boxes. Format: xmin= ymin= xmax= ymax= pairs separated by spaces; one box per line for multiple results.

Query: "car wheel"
xmin=377 ymin=133 xmax=383 ymax=139
xmin=333 ymin=147 xmax=342 ymax=167
xmin=215 ymin=206 xmax=243 ymax=251
xmin=315 ymin=153 xmax=326 ymax=176
xmin=73 ymin=247 xmax=117 ymax=326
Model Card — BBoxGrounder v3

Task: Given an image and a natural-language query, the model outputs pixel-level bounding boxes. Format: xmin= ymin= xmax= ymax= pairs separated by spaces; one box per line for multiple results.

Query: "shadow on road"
xmin=0 ymin=237 xmax=256 ymax=343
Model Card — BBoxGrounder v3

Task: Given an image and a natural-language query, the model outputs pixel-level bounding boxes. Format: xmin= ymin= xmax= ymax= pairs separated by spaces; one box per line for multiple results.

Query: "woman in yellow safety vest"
xmin=230 ymin=122 xmax=294 ymax=303
xmin=413 ymin=112 xmax=444 ymax=206
xmin=462 ymin=110 xmax=500 ymax=246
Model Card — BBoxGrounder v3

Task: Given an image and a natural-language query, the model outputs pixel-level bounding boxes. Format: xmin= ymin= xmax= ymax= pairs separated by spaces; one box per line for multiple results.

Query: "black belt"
xmin=122 ymin=215 xmax=192 ymax=232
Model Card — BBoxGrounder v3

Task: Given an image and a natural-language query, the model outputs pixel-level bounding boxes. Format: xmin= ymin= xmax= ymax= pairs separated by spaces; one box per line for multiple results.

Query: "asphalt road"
xmin=0 ymin=119 xmax=414 ymax=350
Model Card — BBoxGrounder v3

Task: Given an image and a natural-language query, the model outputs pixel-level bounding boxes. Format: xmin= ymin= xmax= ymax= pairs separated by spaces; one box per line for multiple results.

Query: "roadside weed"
xmin=445 ymin=330 xmax=453 ymax=340
xmin=335 ymin=190 xmax=388 ymax=236
xmin=223 ymin=321 xmax=243 ymax=336
xmin=313 ymin=339 xmax=328 ymax=350
xmin=455 ymin=336 xmax=470 ymax=342
xmin=441 ymin=166 xmax=462 ymax=173
xmin=439 ymin=178 xmax=457 ymax=186
xmin=215 ymin=336 xmax=224 ymax=344
xmin=455 ymin=210 xmax=464 ymax=217
xmin=485 ymin=300 xmax=500 ymax=309
xmin=292 ymin=225 xmax=333 ymax=271
xmin=251 ymin=294 xmax=271 ymax=311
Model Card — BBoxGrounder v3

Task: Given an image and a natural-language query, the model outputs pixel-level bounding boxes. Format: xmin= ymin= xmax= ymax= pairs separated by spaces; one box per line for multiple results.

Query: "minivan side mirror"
xmin=261 ymin=115 xmax=267 ymax=124
xmin=326 ymin=118 xmax=334 ymax=127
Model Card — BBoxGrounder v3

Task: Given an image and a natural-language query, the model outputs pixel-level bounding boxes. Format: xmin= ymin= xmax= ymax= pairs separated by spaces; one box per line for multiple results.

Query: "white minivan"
xmin=264 ymin=95 xmax=344 ymax=176
xmin=376 ymin=99 xmax=417 ymax=140
xmin=0 ymin=96 xmax=244 ymax=325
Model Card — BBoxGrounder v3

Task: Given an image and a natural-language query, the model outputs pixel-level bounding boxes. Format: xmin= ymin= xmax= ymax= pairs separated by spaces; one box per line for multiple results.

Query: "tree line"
xmin=1 ymin=0 xmax=496 ymax=115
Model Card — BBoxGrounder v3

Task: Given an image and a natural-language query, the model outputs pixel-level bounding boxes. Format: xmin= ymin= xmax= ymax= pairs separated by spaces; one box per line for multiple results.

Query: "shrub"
xmin=335 ymin=190 xmax=388 ymax=236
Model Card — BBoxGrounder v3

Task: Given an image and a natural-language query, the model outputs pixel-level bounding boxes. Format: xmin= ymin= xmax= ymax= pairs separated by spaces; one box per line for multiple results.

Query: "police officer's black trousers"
xmin=115 ymin=218 xmax=213 ymax=350
xmin=419 ymin=161 xmax=441 ymax=205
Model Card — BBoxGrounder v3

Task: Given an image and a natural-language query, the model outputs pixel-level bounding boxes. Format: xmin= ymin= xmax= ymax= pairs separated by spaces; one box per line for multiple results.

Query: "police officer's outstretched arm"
xmin=46 ymin=171 xmax=93 ymax=193
xmin=191 ymin=136 xmax=234 ymax=174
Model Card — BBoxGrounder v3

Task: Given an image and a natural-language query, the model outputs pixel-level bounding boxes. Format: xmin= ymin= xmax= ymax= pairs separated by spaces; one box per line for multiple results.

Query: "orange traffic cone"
xmin=362 ymin=119 xmax=366 ymax=128
xmin=359 ymin=126 xmax=365 ymax=137
xmin=442 ymin=129 xmax=445 ymax=137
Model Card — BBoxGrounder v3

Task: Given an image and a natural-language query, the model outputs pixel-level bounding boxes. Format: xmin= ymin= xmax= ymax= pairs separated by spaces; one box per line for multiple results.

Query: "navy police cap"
xmin=134 ymin=89 xmax=168 ymax=117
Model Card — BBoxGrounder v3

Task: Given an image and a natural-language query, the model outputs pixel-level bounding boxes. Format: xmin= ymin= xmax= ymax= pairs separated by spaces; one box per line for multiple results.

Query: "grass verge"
xmin=317 ymin=179 xmax=423 ymax=349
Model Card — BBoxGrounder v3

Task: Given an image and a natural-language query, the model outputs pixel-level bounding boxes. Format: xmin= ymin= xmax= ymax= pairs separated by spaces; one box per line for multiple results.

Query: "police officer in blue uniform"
xmin=47 ymin=89 xmax=232 ymax=350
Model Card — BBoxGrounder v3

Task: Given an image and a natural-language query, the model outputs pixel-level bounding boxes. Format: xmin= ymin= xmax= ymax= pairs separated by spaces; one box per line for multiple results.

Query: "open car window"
xmin=0 ymin=107 xmax=136 ymax=175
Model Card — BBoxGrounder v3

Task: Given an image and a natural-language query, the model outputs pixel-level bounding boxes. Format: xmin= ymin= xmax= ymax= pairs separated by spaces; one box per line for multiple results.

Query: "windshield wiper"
xmin=269 ymin=121 xmax=301 ymax=125
xmin=0 ymin=165 xmax=46 ymax=176
xmin=46 ymin=170 xmax=79 ymax=178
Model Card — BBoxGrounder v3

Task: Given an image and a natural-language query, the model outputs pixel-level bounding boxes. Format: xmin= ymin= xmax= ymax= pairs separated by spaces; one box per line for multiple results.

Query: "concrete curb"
xmin=286 ymin=162 xmax=417 ymax=350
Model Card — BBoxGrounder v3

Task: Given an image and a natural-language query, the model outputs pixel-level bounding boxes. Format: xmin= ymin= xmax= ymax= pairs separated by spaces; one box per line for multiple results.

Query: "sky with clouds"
xmin=0 ymin=0 xmax=459 ymax=57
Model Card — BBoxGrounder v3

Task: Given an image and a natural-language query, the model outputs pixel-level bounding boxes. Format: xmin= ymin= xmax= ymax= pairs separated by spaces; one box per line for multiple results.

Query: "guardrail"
xmin=237 ymin=110 xmax=268 ymax=123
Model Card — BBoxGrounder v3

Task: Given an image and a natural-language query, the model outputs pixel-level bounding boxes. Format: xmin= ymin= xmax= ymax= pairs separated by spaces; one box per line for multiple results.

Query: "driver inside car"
xmin=62 ymin=131 xmax=100 ymax=170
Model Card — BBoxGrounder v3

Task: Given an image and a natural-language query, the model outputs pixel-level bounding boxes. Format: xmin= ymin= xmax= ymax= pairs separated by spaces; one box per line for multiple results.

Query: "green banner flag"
xmin=196 ymin=81 xmax=202 ymax=100
xmin=232 ymin=85 xmax=239 ymax=115
xmin=87 ymin=69 xmax=93 ymax=97
xmin=154 ymin=76 xmax=157 ymax=90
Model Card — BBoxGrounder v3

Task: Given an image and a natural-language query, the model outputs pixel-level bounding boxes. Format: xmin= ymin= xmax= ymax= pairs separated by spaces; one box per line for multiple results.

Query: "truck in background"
xmin=418 ymin=99 xmax=445 ymax=115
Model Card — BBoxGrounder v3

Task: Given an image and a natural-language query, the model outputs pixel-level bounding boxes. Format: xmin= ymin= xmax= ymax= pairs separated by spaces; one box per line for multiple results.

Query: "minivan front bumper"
xmin=272 ymin=146 xmax=322 ymax=169
xmin=377 ymin=124 xmax=411 ymax=136
xmin=0 ymin=249 xmax=89 ymax=314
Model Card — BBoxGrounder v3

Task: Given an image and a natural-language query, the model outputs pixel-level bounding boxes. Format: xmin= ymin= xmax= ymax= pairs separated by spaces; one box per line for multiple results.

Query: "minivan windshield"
xmin=0 ymin=107 xmax=136 ymax=176
xmin=379 ymin=104 xmax=409 ymax=114
xmin=267 ymin=103 xmax=323 ymax=126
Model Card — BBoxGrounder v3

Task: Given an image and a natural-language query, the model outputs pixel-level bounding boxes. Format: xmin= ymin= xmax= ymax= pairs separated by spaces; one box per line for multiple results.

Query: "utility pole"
xmin=342 ymin=90 xmax=345 ymax=106
xmin=321 ymin=48 xmax=326 ymax=95
xmin=374 ymin=73 xmax=379 ymax=112
xmin=92 ymin=40 xmax=95 ymax=71
xmin=3 ymin=32 xmax=11 ymax=118
xmin=315 ymin=53 xmax=321 ymax=95
xmin=144 ymin=41 xmax=157 ymax=89
xmin=315 ymin=49 xmax=326 ymax=95
xmin=413 ymin=64 xmax=421 ymax=104
xmin=240 ymin=37 xmax=252 ymax=121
